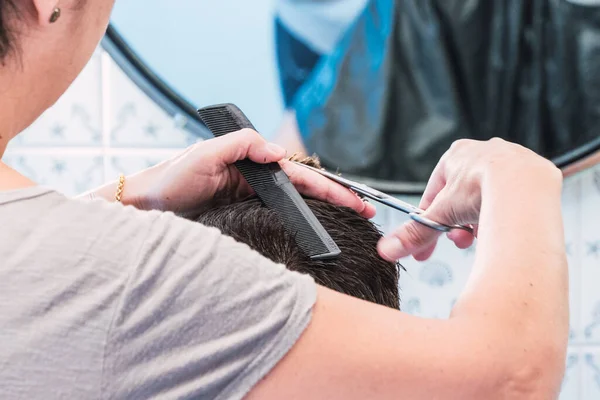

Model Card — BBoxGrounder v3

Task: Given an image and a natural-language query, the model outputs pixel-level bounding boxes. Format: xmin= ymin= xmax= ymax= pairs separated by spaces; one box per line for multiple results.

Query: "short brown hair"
xmin=194 ymin=157 xmax=401 ymax=309
xmin=0 ymin=0 xmax=19 ymax=62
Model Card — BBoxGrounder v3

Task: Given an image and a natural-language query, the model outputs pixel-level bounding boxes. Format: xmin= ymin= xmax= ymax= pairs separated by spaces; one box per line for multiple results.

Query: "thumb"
xmin=378 ymin=188 xmax=455 ymax=261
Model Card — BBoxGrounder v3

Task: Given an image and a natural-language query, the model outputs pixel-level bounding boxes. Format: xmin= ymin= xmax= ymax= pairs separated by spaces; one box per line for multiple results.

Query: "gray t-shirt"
xmin=0 ymin=187 xmax=317 ymax=399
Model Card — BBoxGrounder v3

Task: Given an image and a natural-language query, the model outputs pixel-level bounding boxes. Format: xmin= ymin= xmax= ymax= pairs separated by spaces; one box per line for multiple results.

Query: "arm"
xmin=76 ymin=129 xmax=374 ymax=218
xmin=76 ymin=168 xmax=149 ymax=208
xmin=247 ymin=146 xmax=567 ymax=399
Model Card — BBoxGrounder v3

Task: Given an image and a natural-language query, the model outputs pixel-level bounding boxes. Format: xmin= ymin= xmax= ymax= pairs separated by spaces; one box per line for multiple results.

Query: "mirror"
xmin=109 ymin=1 xmax=600 ymax=193
xmin=110 ymin=1 xmax=283 ymax=137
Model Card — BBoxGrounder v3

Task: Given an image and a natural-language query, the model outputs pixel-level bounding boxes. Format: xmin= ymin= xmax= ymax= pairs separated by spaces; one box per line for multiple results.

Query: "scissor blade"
xmin=292 ymin=161 xmax=362 ymax=190
xmin=377 ymin=196 xmax=423 ymax=214
xmin=292 ymin=161 xmax=421 ymax=213
xmin=292 ymin=161 xmax=474 ymax=234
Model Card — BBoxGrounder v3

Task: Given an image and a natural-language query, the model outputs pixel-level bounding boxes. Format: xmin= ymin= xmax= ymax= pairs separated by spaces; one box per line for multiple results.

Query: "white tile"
xmin=398 ymin=237 xmax=475 ymax=318
xmin=562 ymin=174 xmax=583 ymax=342
xmin=3 ymin=154 xmax=104 ymax=196
xmin=580 ymin=167 xmax=600 ymax=344
xmin=106 ymin=154 xmax=178 ymax=179
xmin=108 ymin=58 xmax=199 ymax=148
xmin=560 ymin=350 xmax=581 ymax=400
xmin=12 ymin=50 xmax=103 ymax=147
xmin=583 ymin=350 xmax=600 ymax=400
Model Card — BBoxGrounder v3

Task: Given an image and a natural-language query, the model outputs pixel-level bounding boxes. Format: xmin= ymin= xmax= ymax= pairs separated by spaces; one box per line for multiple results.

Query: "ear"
xmin=31 ymin=0 xmax=61 ymax=26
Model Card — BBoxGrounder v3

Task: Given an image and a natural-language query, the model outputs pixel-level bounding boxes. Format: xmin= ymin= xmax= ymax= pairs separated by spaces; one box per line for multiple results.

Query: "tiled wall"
xmin=4 ymin=50 xmax=198 ymax=196
xmin=4 ymin=48 xmax=600 ymax=400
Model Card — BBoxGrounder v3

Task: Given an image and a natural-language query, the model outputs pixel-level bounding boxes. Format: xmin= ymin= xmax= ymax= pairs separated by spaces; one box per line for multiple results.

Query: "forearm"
xmin=451 ymin=163 xmax=568 ymax=393
xmin=77 ymin=180 xmax=118 ymax=202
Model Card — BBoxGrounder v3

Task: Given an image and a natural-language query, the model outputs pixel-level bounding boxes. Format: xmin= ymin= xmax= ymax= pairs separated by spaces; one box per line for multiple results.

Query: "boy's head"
xmin=195 ymin=158 xmax=400 ymax=309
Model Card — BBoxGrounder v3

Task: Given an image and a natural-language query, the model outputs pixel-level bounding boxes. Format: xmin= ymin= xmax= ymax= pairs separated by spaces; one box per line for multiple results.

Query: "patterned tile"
xmin=11 ymin=51 xmax=103 ymax=147
xmin=3 ymin=154 xmax=104 ymax=196
xmin=398 ymin=236 xmax=475 ymax=318
xmin=108 ymin=58 xmax=200 ymax=148
xmin=581 ymin=165 xmax=600 ymax=344
xmin=583 ymin=351 xmax=600 ymax=400
xmin=562 ymin=174 xmax=583 ymax=342
xmin=560 ymin=350 xmax=581 ymax=400
xmin=107 ymin=154 xmax=178 ymax=179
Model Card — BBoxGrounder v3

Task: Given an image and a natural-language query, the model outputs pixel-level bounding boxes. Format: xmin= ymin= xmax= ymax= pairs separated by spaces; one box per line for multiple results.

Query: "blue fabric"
xmin=275 ymin=18 xmax=323 ymax=108
xmin=293 ymin=0 xmax=395 ymax=143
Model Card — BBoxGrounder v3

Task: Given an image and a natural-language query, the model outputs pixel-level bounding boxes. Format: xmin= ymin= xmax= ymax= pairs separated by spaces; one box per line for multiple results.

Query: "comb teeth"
xmin=198 ymin=103 xmax=341 ymax=260
xmin=233 ymin=160 xmax=278 ymax=193
xmin=198 ymin=104 xmax=253 ymax=136
xmin=258 ymin=179 xmax=336 ymax=257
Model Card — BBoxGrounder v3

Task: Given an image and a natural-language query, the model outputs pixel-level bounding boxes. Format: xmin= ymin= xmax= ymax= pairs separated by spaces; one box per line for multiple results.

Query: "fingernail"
xmin=378 ymin=237 xmax=405 ymax=261
xmin=267 ymin=143 xmax=286 ymax=157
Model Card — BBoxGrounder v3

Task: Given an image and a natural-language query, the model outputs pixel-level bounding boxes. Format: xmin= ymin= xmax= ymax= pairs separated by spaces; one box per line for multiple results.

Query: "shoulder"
xmin=1 ymin=187 xmax=225 ymax=276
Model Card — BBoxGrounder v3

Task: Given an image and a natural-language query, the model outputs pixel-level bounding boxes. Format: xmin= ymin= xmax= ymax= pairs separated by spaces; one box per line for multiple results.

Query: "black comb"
xmin=198 ymin=103 xmax=341 ymax=260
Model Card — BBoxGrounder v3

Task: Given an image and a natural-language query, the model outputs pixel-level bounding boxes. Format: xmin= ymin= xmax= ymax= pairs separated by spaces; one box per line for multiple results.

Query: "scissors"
xmin=293 ymin=161 xmax=474 ymax=234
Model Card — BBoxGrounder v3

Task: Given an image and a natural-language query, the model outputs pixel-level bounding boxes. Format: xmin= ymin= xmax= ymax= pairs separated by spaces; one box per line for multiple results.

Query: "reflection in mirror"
xmin=110 ymin=1 xmax=600 ymax=189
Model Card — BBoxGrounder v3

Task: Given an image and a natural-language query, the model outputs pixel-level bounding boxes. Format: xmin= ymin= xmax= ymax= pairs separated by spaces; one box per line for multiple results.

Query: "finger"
xmin=212 ymin=129 xmax=287 ymax=165
xmin=413 ymin=243 xmax=437 ymax=261
xmin=378 ymin=220 xmax=443 ymax=261
xmin=358 ymin=200 xmax=377 ymax=219
xmin=447 ymin=229 xmax=475 ymax=249
xmin=419 ymin=153 xmax=449 ymax=209
xmin=378 ymin=187 xmax=456 ymax=260
xmin=281 ymin=160 xmax=376 ymax=218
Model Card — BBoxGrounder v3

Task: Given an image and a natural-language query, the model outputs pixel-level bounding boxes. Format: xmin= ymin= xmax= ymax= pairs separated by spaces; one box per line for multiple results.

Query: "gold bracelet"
xmin=115 ymin=174 xmax=125 ymax=202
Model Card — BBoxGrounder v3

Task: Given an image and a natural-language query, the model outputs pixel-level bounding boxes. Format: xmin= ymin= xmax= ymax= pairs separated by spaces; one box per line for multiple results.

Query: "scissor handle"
xmin=409 ymin=213 xmax=474 ymax=235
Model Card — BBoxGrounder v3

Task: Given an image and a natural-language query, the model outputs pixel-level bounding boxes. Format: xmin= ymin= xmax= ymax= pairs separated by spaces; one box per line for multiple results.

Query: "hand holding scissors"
xmin=292 ymin=161 xmax=474 ymax=234
xmin=296 ymin=139 xmax=541 ymax=261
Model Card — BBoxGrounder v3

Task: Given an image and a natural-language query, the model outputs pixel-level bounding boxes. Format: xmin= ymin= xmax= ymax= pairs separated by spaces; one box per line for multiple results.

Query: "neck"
xmin=0 ymin=113 xmax=12 ymax=161
xmin=0 ymin=107 xmax=16 ymax=163
xmin=0 ymin=95 xmax=36 ymax=191
xmin=0 ymin=85 xmax=20 ymax=159
xmin=0 ymin=49 xmax=53 ymax=191
xmin=0 ymin=60 xmax=42 ymax=159
xmin=0 ymin=128 xmax=9 ymax=159
xmin=0 ymin=161 xmax=36 ymax=191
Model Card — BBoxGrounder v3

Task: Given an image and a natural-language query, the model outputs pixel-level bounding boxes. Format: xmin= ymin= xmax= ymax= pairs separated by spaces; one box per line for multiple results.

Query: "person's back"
xmin=0 ymin=188 xmax=318 ymax=399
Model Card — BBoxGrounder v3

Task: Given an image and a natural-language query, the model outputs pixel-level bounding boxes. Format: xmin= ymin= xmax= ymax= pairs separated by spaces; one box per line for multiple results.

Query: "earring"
xmin=49 ymin=7 xmax=61 ymax=23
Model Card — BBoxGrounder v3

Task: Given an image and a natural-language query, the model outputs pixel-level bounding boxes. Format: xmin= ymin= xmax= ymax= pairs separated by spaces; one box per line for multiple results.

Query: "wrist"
xmin=481 ymin=157 xmax=562 ymax=198
xmin=119 ymin=169 xmax=154 ymax=210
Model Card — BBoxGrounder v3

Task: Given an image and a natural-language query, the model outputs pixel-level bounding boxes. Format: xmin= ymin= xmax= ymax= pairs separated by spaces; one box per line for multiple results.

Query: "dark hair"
xmin=195 ymin=197 xmax=401 ymax=309
xmin=0 ymin=1 xmax=16 ymax=61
